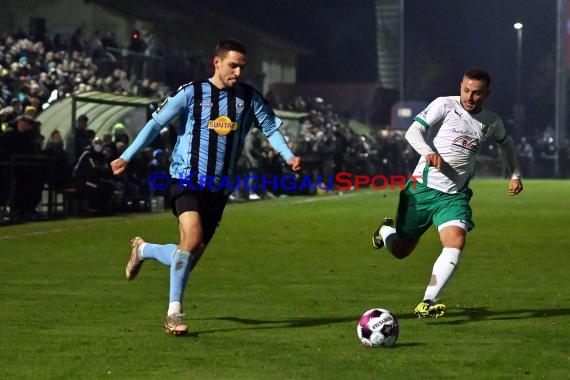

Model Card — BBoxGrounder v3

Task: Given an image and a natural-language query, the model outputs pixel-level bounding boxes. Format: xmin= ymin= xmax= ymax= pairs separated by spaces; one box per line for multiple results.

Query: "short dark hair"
xmin=463 ymin=68 xmax=491 ymax=87
xmin=215 ymin=39 xmax=247 ymax=58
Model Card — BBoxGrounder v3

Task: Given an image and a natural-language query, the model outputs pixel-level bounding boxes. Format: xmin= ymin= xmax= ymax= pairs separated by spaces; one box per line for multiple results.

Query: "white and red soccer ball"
xmin=357 ymin=308 xmax=399 ymax=348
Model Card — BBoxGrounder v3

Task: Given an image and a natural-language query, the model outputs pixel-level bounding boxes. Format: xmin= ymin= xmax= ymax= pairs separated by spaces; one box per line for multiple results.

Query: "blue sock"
xmin=141 ymin=243 xmax=177 ymax=266
xmin=169 ymin=250 xmax=193 ymax=303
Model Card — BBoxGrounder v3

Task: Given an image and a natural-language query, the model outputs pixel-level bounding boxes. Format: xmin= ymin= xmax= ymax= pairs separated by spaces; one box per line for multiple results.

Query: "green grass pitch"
xmin=0 ymin=179 xmax=568 ymax=379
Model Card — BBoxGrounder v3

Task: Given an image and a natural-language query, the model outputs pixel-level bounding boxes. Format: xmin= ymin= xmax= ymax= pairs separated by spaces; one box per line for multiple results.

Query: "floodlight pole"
xmin=399 ymin=0 xmax=405 ymax=101
xmin=554 ymin=0 xmax=568 ymax=177
xmin=513 ymin=22 xmax=524 ymax=137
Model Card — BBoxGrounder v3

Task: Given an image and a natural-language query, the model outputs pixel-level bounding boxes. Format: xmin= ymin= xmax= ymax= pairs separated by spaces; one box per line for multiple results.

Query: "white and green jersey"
xmin=408 ymin=96 xmax=507 ymax=193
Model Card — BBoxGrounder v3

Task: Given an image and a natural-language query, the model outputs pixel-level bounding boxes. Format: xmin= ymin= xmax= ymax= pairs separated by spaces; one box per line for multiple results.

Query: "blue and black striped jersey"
xmin=121 ymin=79 xmax=294 ymax=191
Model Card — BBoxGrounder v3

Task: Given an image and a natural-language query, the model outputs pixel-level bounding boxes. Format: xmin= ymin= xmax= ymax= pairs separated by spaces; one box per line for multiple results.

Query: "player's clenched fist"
xmin=425 ymin=153 xmax=443 ymax=170
xmin=110 ymin=158 xmax=128 ymax=175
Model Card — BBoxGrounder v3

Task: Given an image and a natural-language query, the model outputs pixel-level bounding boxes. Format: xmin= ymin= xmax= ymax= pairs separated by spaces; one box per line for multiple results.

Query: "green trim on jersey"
xmin=422 ymin=165 xmax=430 ymax=186
xmin=396 ymin=181 xmax=474 ymax=240
xmin=413 ymin=116 xmax=430 ymax=129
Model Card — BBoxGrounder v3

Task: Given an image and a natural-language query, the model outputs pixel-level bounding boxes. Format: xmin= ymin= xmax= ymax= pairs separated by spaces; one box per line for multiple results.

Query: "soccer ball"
xmin=357 ymin=308 xmax=399 ymax=348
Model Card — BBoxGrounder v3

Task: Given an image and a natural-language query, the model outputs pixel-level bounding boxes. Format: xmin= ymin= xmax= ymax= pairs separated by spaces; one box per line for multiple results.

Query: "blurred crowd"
xmin=0 ymin=27 xmax=173 ymax=220
xmin=513 ymin=129 xmax=569 ymax=178
xmin=478 ymin=127 xmax=569 ymax=179
xmin=236 ymin=95 xmax=418 ymax=200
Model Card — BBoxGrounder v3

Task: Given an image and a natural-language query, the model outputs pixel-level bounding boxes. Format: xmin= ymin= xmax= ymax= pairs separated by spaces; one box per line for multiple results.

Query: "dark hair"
xmin=215 ymin=39 xmax=247 ymax=58
xmin=463 ymin=68 xmax=491 ymax=87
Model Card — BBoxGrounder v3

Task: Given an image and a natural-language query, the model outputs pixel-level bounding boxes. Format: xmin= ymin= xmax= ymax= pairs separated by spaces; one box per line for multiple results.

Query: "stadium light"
xmin=513 ymin=22 xmax=524 ymax=134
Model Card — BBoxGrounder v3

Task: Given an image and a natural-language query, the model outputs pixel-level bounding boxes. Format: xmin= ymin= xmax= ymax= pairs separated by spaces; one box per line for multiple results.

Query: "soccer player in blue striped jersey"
xmin=111 ymin=39 xmax=301 ymax=335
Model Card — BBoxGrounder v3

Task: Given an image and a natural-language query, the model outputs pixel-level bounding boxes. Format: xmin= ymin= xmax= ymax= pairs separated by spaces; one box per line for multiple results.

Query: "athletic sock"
xmin=140 ymin=243 xmax=177 ymax=266
xmin=423 ymin=247 xmax=461 ymax=301
xmin=167 ymin=301 xmax=181 ymax=316
xmin=169 ymin=249 xmax=193 ymax=309
xmin=380 ymin=225 xmax=397 ymax=251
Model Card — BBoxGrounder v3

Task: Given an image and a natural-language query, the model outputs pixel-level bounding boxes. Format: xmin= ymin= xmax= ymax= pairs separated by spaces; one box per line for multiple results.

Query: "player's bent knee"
xmin=178 ymin=237 xmax=202 ymax=253
xmin=440 ymin=235 xmax=465 ymax=249
xmin=438 ymin=223 xmax=467 ymax=249
xmin=391 ymin=239 xmax=417 ymax=259
xmin=393 ymin=250 xmax=412 ymax=260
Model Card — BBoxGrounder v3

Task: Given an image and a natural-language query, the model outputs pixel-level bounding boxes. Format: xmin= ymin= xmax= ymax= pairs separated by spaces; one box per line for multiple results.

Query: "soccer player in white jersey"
xmin=372 ymin=68 xmax=523 ymax=318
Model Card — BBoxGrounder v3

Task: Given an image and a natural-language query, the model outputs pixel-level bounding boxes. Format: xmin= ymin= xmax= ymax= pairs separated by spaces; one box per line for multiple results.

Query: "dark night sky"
xmin=205 ymin=0 xmax=378 ymax=82
xmin=403 ymin=0 xmax=557 ymax=120
xmin=208 ymin=0 xmax=559 ymax=124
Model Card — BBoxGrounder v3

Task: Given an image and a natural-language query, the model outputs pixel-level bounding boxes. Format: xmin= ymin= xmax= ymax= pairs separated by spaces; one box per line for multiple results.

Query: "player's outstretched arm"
xmin=405 ymin=121 xmax=436 ymax=158
xmin=497 ymin=135 xmax=523 ymax=196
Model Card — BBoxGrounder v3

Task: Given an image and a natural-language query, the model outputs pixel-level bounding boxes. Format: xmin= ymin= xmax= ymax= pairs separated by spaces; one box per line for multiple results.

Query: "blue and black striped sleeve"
xmin=250 ymin=91 xmax=294 ymax=161
xmin=121 ymin=90 xmax=188 ymax=161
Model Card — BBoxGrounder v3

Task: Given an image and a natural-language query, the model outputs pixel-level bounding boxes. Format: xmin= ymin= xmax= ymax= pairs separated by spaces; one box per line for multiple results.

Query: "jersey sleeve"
xmin=152 ymin=88 xmax=188 ymax=126
xmin=492 ymin=117 xmax=508 ymax=144
xmin=406 ymin=98 xmax=448 ymax=157
xmin=414 ymin=97 xmax=448 ymax=128
xmin=493 ymin=117 xmax=520 ymax=178
xmin=251 ymin=91 xmax=283 ymax=137
xmin=120 ymin=118 xmax=162 ymax=161
xmin=250 ymin=91 xmax=294 ymax=161
xmin=120 ymin=89 xmax=188 ymax=161
xmin=405 ymin=121 xmax=436 ymax=157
